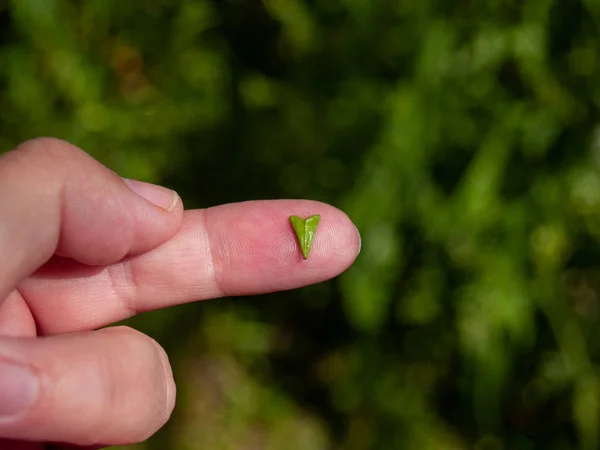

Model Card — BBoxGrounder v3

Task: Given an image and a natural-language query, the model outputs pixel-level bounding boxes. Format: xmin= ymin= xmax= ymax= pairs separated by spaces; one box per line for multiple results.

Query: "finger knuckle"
xmin=16 ymin=137 xmax=79 ymax=163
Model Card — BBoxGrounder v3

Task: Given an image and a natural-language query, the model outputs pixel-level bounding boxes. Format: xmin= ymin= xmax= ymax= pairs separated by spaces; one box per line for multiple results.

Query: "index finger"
xmin=19 ymin=200 xmax=361 ymax=334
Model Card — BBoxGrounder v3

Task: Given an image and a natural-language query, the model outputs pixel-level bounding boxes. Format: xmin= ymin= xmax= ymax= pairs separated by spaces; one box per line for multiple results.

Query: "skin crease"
xmin=0 ymin=138 xmax=361 ymax=450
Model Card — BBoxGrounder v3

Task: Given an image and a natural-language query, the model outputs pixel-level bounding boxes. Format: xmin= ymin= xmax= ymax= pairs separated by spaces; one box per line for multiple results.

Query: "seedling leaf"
xmin=290 ymin=214 xmax=321 ymax=259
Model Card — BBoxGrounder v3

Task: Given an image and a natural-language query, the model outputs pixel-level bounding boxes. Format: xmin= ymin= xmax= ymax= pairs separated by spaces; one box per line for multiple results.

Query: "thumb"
xmin=0 ymin=138 xmax=183 ymax=300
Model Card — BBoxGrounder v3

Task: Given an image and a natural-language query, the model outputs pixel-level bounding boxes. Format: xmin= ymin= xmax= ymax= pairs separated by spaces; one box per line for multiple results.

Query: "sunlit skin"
xmin=0 ymin=138 xmax=361 ymax=450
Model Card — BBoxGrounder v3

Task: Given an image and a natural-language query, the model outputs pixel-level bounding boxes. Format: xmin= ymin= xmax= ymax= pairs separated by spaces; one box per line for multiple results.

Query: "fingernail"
xmin=123 ymin=178 xmax=179 ymax=212
xmin=355 ymin=224 xmax=361 ymax=256
xmin=0 ymin=360 xmax=38 ymax=421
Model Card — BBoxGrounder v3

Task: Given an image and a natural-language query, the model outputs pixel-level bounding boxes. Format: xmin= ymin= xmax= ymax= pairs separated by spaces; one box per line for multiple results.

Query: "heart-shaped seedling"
xmin=289 ymin=214 xmax=321 ymax=260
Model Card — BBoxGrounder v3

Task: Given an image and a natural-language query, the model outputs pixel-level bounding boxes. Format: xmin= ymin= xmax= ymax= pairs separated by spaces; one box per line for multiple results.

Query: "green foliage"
xmin=2 ymin=0 xmax=600 ymax=448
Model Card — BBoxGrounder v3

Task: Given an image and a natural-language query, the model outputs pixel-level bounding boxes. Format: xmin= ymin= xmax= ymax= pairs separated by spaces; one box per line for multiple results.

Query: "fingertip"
xmin=206 ymin=200 xmax=362 ymax=294
xmin=0 ymin=137 xmax=186 ymax=282
xmin=58 ymin=175 xmax=184 ymax=265
xmin=0 ymin=328 xmax=176 ymax=445
xmin=0 ymin=359 xmax=38 ymax=423
xmin=122 ymin=178 xmax=181 ymax=213
xmin=119 ymin=177 xmax=184 ymax=258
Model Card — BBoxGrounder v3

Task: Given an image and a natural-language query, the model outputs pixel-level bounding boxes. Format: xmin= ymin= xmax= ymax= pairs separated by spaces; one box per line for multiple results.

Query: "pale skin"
xmin=0 ymin=138 xmax=361 ymax=449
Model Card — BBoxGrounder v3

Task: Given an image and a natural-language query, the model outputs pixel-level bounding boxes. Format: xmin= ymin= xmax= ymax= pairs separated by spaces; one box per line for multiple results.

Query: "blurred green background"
xmin=2 ymin=0 xmax=600 ymax=449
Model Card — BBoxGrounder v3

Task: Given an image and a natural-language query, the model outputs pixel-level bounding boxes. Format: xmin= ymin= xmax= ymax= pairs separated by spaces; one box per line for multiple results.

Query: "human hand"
xmin=0 ymin=138 xmax=360 ymax=449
